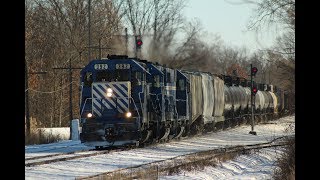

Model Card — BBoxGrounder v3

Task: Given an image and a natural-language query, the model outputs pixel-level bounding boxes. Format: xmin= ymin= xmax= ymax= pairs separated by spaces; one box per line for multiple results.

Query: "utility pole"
xmin=25 ymin=62 xmax=30 ymax=137
xmin=88 ymin=0 xmax=92 ymax=62
xmin=134 ymin=35 xmax=138 ymax=58
xmin=125 ymin=28 xmax=128 ymax=55
xmin=53 ymin=59 xmax=82 ymax=140
xmin=69 ymin=59 xmax=73 ymax=121
xmin=99 ymin=38 xmax=102 ymax=60
xmin=25 ymin=61 xmax=46 ymax=137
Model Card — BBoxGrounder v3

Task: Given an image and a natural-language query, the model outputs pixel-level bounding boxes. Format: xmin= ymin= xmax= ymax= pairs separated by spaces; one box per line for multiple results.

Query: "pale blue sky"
xmin=184 ymin=0 xmax=278 ymax=53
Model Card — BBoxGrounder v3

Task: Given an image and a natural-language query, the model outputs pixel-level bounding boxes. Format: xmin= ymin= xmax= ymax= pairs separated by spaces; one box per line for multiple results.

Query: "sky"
xmin=183 ymin=0 xmax=279 ymax=53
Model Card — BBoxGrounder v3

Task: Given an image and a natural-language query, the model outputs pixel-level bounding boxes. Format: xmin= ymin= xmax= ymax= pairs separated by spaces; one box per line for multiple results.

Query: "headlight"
xmin=106 ymin=88 xmax=113 ymax=97
xmin=87 ymin=113 xmax=93 ymax=118
xmin=125 ymin=112 xmax=132 ymax=118
xmin=107 ymin=88 xmax=113 ymax=93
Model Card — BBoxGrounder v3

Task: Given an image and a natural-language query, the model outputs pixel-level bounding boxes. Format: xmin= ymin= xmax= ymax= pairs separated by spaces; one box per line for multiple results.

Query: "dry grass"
xmin=273 ymin=136 xmax=295 ymax=180
xmin=25 ymin=129 xmax=62 ymax=145
xmin=163 ymin=150 xmax=248 ymax=176
xmin=85 ymin=149 xmax=252 ymax=180
xmin=78 ymin=151 xmax=245 ymax=180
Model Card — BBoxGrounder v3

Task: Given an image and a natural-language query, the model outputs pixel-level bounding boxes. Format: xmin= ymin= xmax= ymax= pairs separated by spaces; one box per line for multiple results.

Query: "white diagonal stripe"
xmin=109 ymin=84 xmax=127 ymax=98
xmin=93 ymin=99 xmax=103 ymax=110
xmin=93 ymin=107 xmax=102 ymax=116
xmin=108 ymin=84 xmax=129 ymax=111
xmin=94 ymin=84 xmax=108 ymax=99
xmin=92 ymin=89 xmax=103 ymax=99
xmin=114 ymin=98 xmax=128 ymax=112
xmin=117 ymin=107 xmax=123 ymax=113
xmin=112 ymin=83 xmax=128 ymax=96
xmin=108 ymin=99 xmax=117 ymax=109
xmin=102 ymin=99 xmax=111 ymax=109
xmin=93 ymin=86 xmax=123 ymax=112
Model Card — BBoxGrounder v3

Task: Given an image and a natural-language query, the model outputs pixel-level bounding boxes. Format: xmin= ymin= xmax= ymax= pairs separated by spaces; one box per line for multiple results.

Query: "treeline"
xmin=25 ymin=0 xmax=294 ymax=128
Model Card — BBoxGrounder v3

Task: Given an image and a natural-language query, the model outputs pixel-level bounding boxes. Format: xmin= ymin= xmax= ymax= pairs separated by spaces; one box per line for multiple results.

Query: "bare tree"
xmin=118 ymin=0 xmax=186 ymax=59
xmin=244 ymin=0 xmax=295 ymax=110
xmin=25 ymin=0 xmax=125 ymax=128
xmin=245 ymin=0 xmax=295 ymax=31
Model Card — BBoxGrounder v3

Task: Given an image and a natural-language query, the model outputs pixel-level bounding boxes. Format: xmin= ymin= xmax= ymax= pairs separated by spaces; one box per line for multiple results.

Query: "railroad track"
xmin=26 ymin=141 xmax=82 ymax=152
xmin=25 ymin=149 xmax=93 ymax=161
xmin=25 ymin=146 xmax=134 ymax=167
xmin=25 ymin=133 xmax=294 ymax=167
xmin=24 ymin=133 xmax=228 ymax=167
xmin=77 ymin=135 xmax=294 ymax=180
xmin=25 ymin=118 xmax=294 ymax=168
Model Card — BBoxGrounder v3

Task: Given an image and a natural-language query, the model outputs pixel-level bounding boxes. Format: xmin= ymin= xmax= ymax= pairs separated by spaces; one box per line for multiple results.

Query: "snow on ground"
xmin=37 ymin=127 xmax=71 ymax=140
xmin=160 ymin=147 xmax=285 ymax=180
xmin=25 ymin=140 xmax=92 ymax=159
xmin=25 ymin=115 xmax=294 ymax=180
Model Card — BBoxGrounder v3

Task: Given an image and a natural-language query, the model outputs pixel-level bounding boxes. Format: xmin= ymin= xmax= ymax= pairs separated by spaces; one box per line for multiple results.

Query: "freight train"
xmin=79 ymin=55 xmax=289 ymax=149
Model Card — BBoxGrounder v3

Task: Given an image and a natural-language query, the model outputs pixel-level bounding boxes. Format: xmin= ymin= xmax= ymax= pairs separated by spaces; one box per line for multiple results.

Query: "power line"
xmin=53 ymin=58 xmax=82 ymax=140
xmin=26 ymin=80 xmax=79 ymax=93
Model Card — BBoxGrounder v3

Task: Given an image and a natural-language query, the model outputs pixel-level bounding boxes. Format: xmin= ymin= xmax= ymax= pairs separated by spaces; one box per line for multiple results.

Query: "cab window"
xmin=166 ymin=72 xmax=171 ymax=83
xmin=153 ymin=75 xmax=160 ymax=88
xmin=132 ymin=71 xmax=142 ymax=86
xmin=96 ymin=71 xmax=112 ymax=82
xmin=84 ymin=72 xmax=93 ymax=86
xmin=178 ymin=79 xmax=185 ymax=91
xmin=115 ymin=69 xmax=130 ymax=81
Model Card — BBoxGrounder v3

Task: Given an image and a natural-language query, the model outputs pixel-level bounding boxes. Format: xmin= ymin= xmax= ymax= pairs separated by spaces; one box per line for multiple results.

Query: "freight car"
xmin=79 ymin=55 xmax=288 ymax=149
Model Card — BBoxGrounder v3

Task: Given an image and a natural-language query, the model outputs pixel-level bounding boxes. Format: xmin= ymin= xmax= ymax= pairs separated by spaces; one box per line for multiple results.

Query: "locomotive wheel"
xmin=140 ymin=130 xmax=152 ymax=144
xmin=174 ymin=126 xmax=185 ymax=139
xmin=159 ymin=128 xmax=170 ymax=141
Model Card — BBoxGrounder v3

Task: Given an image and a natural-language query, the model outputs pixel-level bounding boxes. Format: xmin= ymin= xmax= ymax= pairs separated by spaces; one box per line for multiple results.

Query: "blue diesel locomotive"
xmin=79 ymin=55 xmax=287 ymax=148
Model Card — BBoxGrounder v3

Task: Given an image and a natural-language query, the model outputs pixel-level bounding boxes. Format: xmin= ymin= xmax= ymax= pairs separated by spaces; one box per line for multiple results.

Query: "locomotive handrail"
xmin=176 ymin=99 xmax=187 ymax=102
xmin=149 ymin=93 xmax=162 ymax=101
xmin=149 ymin=93 xmax=161 ymax=113
xmin=149 ymin=93 xmax=163 ymax=111
xmin=138 ymin=91 xmax=144 ymax=117
xmin=80 ymin=98 xmax=91 ymax=118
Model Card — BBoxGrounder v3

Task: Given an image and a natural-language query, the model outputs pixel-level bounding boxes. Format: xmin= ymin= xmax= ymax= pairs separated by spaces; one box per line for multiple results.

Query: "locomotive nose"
xmin=92 ymin=81 xmax=131 ymax=117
